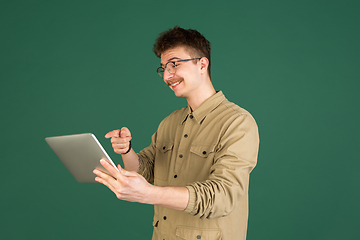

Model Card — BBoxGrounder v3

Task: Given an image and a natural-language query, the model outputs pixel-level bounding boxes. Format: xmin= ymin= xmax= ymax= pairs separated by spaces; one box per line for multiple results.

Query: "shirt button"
xmin=202 ymin=151 xmax=207 ymax=155
xmin=179 ymin=154 xmax=183 ymax=158
xmin=163 ymin=216 xmax=167 ymax=220
xmin=197 ymin=235 xmax=201 ymax=239
xmin=184 ymin=134 xmax=188 ymax=138
xmin=163 ymin=146 xmax=166 ymax=150
xmin=174 ymin=175 xmax=177 ymax=178
xmin=189 ymin=115 xmax=193 ymax=119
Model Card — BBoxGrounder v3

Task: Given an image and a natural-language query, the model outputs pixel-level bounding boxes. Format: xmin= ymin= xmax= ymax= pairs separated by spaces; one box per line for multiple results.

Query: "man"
xmin=93 ymin=26 xmax=259 ymax=240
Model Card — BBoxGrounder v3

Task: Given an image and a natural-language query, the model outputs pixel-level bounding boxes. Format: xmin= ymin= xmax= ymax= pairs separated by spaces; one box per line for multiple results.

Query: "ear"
xmin=199 ymin=57 xmax=209 ymax=75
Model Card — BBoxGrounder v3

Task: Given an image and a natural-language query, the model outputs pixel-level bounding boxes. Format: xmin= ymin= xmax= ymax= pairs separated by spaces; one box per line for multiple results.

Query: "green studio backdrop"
xmin=1 ymin=0 xmax=359 ymax=239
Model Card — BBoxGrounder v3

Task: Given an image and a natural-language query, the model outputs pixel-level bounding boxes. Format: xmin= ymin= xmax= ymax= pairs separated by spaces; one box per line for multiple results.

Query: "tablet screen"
xmin=46 ymin=133 xmax=118 ymax=182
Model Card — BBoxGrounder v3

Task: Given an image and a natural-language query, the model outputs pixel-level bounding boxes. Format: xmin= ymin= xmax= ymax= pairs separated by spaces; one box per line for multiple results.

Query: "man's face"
xmin=160 ymin=46 xmax=202 ymax=98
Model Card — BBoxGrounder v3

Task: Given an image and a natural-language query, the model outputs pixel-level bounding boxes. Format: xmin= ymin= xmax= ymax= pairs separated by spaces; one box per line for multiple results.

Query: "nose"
xmin=163 ymin=69 xmax=174 ymax=82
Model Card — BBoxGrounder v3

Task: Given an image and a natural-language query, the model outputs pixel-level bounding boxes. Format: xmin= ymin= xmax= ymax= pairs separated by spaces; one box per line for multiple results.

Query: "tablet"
xmin=45 ymin=133 xmax=119 ymax=183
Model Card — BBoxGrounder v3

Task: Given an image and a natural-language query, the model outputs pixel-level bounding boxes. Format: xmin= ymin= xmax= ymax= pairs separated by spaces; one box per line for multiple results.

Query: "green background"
xmin=1 ymin=0 xmax=359 ymax=239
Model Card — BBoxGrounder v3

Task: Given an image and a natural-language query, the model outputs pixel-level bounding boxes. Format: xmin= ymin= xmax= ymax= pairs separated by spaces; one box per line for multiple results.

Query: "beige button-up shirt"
xmin=138 ymin=91 xmax=259 ymax=240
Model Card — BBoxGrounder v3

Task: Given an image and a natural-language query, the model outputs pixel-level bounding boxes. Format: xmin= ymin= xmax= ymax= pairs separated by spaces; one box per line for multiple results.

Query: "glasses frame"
xmin=157 ymin=57 xmax=201 ymax=78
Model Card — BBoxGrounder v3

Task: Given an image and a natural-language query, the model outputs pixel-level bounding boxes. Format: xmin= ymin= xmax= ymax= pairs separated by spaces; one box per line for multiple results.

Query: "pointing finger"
xmin=105 ymin=129 xmax=121 ymax=139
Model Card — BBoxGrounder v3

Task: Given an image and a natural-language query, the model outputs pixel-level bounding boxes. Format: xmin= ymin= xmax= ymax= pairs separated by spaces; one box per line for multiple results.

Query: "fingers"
xmin=94 ymin=161 xmax=136 ymax=198
xmin=112 ymin=142 xmax=131 ymax=154
xmin=93 ymin=166 xmax=118 ymax=184
xmin=105 ymin=127 xmax=132 ymax=154
xmin=100 ymin=160 xmax=123 ymax=179
xmin=94 ymin=172 xmax=117 ymax=194
xmin=105 ymin=127 xmax=131 ymax=138
xmin=117 ymin=164 xmax=138 ymax=177
xmin=95 ymin=160 xmax=150 ymax=203
xmin=105 ymin=129 xmax=121 ymax=139
xmin=94 ymin=160 xmax=124 ymax=190
xmin=120 ymin=127 xmax=131 ymax=138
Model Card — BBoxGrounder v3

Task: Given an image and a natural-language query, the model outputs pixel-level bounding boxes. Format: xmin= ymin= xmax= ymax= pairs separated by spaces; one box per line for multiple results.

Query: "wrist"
xmin=122 ymin=141 xmax=132 ymax=155
xmin=146 ymin=185 xmax=163 ymax=205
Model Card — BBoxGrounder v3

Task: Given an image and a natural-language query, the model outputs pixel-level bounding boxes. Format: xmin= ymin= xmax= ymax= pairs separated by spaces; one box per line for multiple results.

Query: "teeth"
xmin=170 ymin=81 xmax=180 ymax=87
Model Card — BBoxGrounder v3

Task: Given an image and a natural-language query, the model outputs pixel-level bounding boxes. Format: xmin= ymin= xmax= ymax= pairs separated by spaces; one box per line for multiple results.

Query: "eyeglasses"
xmin=156 ymin=58 xmax=201 ymax=79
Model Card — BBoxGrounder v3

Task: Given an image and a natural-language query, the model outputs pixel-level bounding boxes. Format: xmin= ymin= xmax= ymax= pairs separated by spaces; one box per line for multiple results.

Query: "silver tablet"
xmin=45 ymin=133 xmax=118 ymax=183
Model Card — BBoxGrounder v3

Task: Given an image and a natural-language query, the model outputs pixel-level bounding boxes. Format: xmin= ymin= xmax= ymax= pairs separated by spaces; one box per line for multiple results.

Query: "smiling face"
xmin=160 ymin=46 xmax=204 ymax=98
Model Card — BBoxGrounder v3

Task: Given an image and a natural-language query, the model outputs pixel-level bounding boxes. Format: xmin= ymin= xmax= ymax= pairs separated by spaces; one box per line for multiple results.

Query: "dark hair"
xmin=153 ymin=26 xmax=211 ymax=77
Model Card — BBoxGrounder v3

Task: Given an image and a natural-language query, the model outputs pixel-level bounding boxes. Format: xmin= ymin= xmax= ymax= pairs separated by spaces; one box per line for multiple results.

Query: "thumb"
xmin=120 ymin=127 xmax=131 ymax=138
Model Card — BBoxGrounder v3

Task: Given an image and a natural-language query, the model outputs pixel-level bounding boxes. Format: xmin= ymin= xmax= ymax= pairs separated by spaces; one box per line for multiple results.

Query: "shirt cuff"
xmin=184 ymin=185 xmax=196 ymax=214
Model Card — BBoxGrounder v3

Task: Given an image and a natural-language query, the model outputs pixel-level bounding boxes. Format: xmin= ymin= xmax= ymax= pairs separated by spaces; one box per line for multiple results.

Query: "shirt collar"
xmin=181 ymin=91 xmax=226 ymax=124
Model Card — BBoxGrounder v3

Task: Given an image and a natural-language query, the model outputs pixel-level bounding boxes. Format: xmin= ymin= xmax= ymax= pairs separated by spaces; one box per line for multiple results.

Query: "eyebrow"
xmin=160 ymin=57 xmax=181 ymax=67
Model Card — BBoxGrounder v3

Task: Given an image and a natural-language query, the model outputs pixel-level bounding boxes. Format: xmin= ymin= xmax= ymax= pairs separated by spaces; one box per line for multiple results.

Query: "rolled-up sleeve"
xmin=137 ymin=132 xmax=157 ymax=184
xmin=184 ymin=114 xmax=259 ymax=219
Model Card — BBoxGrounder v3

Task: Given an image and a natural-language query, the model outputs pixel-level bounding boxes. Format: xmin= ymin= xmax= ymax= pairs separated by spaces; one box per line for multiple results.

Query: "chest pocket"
xmin=189 ymin=144 xmax=215 ymax=158
xmin=154 ymin=141 xmax=174 ymax=182
xmin=176 ymin=226 xmax=222 ymax=240
xmin=188 ymin=144 xmax=216 ymax=182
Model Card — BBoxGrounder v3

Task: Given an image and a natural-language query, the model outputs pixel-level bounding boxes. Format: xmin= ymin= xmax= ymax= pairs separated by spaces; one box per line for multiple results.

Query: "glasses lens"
xmin=157 ymin=67 xmax=164 ymax=78
xmin=166 ymin=62 xmax=176 ymax=74
xmin=157 ymin=62 xmax=178 ymax=79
